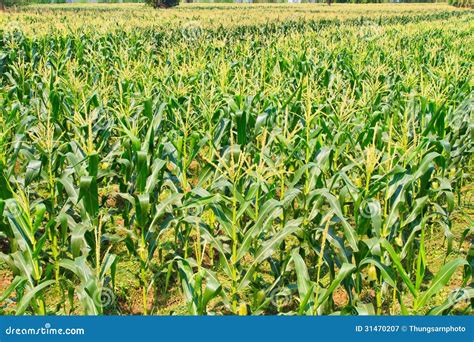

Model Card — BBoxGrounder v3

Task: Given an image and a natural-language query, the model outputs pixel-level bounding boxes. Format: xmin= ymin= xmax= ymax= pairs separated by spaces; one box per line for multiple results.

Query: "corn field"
xmin=0 ymin=4 xmax=473 ymax=316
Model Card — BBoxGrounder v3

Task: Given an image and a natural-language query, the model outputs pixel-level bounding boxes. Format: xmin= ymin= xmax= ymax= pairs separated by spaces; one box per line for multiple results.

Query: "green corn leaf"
xmin=415 ymin=258 xmax=468 ymax=311
xmin=200 ymin=226 xmax=232 ymax=278
xmin=317 ymin=262 xmax=355 ymax=307
xmin=16 ymin=280 xmax=55 ymax=315
xmin=291 ymin=249 xmax=311 ymax=299
xmin=135 ymin=194 xmax=150 ymax=228
xmin=254 ymin=218 xmax=302 ymax=263
xmin=88 ymin=153 xmax=99 ymax=178
xmin=238 ymin=219 xmax=302 ymax=291
xmin=0 ymin=276 xmax=26 ymax=302
xmin=136 ymin=151 xmax=148 ymax=193
xmin=0 ymin=163 xmax=13 ymax=200
xmin=427 ymin=288 xmax=474 ymax=315
xmin=79 ymin=176 xmax=99 ymax=218
xmin=313 ymin=189 xmax=359 ymax=251
xmin=381 ymin=239 xmax=417 ymax=297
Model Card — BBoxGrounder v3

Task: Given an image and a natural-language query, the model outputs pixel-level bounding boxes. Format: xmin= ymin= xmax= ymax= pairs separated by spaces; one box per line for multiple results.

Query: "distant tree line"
xmin=146 ymin=0 xmax=178 ymax=8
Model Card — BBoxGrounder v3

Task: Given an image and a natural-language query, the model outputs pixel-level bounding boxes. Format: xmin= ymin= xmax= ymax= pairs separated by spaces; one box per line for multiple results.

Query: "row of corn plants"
xmin=0 ymin=6 xmax=472 ymax=315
